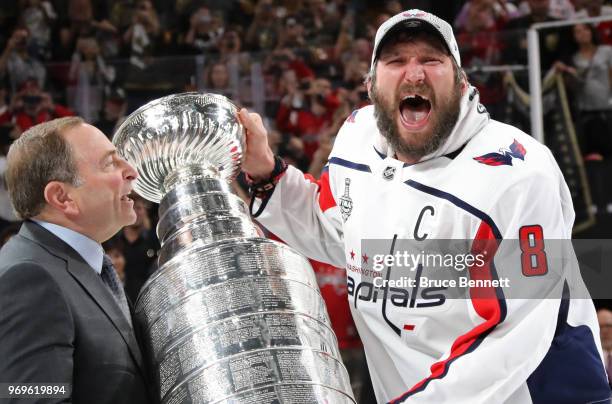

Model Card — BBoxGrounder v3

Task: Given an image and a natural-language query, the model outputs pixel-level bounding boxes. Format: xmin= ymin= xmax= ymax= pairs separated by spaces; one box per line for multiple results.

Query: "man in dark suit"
xmin=0 ymin=117 xmax=154 ymax=403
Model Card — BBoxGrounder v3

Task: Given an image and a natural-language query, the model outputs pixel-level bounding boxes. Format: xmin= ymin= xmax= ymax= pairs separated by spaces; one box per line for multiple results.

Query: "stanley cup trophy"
xmin=112 ymin=93 xmax=356 ymax=404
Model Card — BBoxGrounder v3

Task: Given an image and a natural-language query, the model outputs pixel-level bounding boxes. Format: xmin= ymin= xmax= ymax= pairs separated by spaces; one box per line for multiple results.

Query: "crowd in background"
xmin=0 ymin=0 xmax=611 ymax=398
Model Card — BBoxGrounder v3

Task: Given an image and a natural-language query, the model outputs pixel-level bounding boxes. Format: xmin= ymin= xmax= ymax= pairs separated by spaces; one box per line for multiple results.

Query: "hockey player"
xmin=238 ymin=9 xmax=612 ymax=404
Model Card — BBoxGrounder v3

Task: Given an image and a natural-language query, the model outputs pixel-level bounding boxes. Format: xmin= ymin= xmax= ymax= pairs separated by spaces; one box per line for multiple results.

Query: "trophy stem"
xmin=155 ymin=168 xmax=258 ymax=267
xmin=161 ymin=165 xmax=221 ymax=200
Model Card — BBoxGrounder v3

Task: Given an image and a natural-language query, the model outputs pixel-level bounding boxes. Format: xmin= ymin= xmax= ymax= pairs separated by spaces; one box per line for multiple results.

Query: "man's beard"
xmin=371 ymin=79 xmax=462 ymax=161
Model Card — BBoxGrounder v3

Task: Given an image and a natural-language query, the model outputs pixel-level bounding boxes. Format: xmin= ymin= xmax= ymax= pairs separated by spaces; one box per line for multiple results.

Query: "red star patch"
xmin=350 ymin=250 xmax=355 ymax=260
xmin=362 ymin=253 xmax=369 ymax=264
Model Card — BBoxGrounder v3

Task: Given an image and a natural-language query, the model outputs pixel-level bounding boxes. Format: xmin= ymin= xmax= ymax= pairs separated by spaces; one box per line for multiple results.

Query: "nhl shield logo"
xmin=383 ymin=166 xmax=396 ymax=181
xmin=339 ymin=178 xmax=353 ymax=222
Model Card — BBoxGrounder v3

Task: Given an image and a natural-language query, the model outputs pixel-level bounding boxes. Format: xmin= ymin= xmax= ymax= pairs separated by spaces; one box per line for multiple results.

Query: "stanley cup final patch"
xmin=339 ymin=178 xmax=353 ymax=222
xmin=383 ymin=166 xmax=396 ymax=181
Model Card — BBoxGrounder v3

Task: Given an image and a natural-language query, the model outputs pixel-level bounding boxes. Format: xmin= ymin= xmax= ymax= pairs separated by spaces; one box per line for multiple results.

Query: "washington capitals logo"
xmin=403 ymin=10 xmax=427 ymax=18
xmin=474 ymin=139 xmax=527 ymax=167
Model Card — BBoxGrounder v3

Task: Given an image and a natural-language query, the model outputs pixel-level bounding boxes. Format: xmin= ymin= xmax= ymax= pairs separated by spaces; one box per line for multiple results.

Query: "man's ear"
xmin=460 ymin=70 xmax=468 ymax=94
xmin=43 ymin=181 xmax=79 ymax=216
xmin=365 ymin=75 xmax=373 ymax=99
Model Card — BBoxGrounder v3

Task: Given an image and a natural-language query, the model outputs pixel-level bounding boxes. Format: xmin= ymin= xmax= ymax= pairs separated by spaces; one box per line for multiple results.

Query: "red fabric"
xmin=288 ymin=59 xmax=315 ymax=80
xmin=0 ymin=105 xmax=75 ymax=132
xmin=276 ymin=94 xmax=339 ymax=160
xmin=310 ymin=259 xmax=362 ymax=349
xmin=597 ymin=21 xmax=612 ymax=45
xmin=390 ymin=221 xmax=504 ymax=403
xmin=304 ymin=170 xmax=336 ymax=212
xmin=456 ymin=28 xmax=505 ymax=105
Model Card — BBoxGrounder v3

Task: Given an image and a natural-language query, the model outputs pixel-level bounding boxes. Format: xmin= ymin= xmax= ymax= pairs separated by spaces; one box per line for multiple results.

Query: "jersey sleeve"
xmin=392 ymin=150 xmax=609 ymax=403
xmin=254 ymin=164 xmax=346 ymax=267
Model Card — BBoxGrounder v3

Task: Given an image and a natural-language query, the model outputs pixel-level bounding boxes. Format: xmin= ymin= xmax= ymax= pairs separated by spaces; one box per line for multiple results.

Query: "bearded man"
xmin=238 ymin=10 xmax=611 ymax=404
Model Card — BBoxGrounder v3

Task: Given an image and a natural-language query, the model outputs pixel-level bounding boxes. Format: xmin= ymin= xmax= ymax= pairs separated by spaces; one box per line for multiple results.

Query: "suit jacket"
xmin=0 ymin=221 xmax=155 ymax=404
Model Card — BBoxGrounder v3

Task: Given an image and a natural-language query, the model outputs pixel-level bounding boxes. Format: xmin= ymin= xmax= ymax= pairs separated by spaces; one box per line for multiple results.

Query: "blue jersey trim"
xmin=328 ymin=157 xmax=371 ymax=173
xmin=405 ymin=179 xmax=502 ymax=239
xmin=373 ymin=146 xmax=386 ymax=159
xmin=527 ymin=283 xmax=611 ymax=403
xmin=395 ymin=320 xmax=501 ymax=402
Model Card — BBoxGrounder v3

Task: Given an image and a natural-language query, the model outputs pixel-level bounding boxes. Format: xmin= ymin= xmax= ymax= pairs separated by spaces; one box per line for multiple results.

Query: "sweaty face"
xmin=370 ymin=32 xmax=463 ymax=163
xmin=64 ymin=124 xmax=138 ymax=242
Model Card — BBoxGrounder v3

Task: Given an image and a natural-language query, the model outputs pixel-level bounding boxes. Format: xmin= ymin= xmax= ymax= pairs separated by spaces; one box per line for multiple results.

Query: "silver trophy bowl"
xmin=113 ymin=93 xmax=355 ymax=404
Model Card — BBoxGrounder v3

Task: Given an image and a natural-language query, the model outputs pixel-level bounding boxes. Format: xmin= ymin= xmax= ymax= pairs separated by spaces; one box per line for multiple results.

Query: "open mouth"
xmin=399 ymin=95 xmax=432 ymax=129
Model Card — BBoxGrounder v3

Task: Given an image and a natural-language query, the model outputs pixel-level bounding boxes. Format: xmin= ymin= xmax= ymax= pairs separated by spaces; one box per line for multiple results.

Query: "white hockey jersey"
xmin=255 ymin=86 xmax=611 ymax=403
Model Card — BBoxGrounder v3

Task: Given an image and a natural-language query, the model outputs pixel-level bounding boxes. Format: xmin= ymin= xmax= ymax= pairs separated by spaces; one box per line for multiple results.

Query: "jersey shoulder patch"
xmin=474 ymin=139 xmax=527 ymax=167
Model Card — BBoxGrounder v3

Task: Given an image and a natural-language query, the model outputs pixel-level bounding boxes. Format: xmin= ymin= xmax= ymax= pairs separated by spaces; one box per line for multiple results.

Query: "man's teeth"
xmin=405 ymin=110 xmax=428 ymax=122
xmin=403 ymin=94 xmax=428 ymax=101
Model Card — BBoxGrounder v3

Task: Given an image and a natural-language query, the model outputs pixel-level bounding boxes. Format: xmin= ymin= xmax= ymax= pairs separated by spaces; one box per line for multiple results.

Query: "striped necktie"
xmin=101 ymin=254 xmax=132 ymax=327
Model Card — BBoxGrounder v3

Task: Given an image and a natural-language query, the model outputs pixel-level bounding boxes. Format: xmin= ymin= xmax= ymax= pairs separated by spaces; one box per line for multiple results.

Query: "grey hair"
xmin=6 ymin=117 xmax=84 ymax=219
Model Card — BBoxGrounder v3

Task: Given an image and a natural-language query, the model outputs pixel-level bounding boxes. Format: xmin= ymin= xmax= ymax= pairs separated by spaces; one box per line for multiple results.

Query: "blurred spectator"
xmin=200 ymin=60 xmax=235 ymax=98
xmin=18 ymin=0 xmax=56 ymax=60
xmin=575 ymin=0 xmax=612 ymax=45
xmin=518 ymin=0 xmax=576 ymax=19
xmin=503 ymin=0 xmax=571 ymax=83
xmin=276 ymin=77 xmax=339 ymax=161
xmin=263 ymin=48 xmax=320 ymax=116
xmin=68 ymin=36 xmax=116 ymax=122
xmin=597 ymin=308 xmax=612 ymax=385
xmin=124 ymin=0 xmax=160 ymax=70
xmin=456 ymin=0 xmax=508 ymax=119
xmin=307 ymin=100 xmax=349 ymax=176
xmin=276 ymin=16 xmax=306 ymax=50
xmin=339 ymin=37 xmax=372 ymax=68
xmin=195 ymin=0 xmax=250 ymax=27
xmin=0 ymin=29 xmax=47 ymax=92
xmin=183 ymin=6 xmax=224 ymax=54
xmin=55 ymin=0 xmax=119 ymax=61
xmin=94 ymin=86 xmax=127 ymax=138
xmin=383 ymin=0 xmax=402 ymax=15
xmin=557 ymin=23 xmax=612 ymax=159
xmin=267 ymin=128 xmax=283 ymax=154
xmin=333 ymin=8 xmax=358 ymax=60
xmin=279 ymin=135 xmax=310 ymax=171
xmin=217 ymin=29 xmax=243 ymax=61
xmin=0 ymin=78 xmax=73 ymax=134
xmin=455 ymin=0 xmax=516 ymax=31
xmin=102 ymin=238 xmax=127 ymax=285
xmin=341 ymin=56 xmax=369 ymax=90
xmin=113 ymin=194 xmax=159 ymax=303
xmin=109 ymin=0 xmax=136 ymax=35
xmin=245 ymin=0 xmax=279 ymax=51
xmin=575 ymin=0 xmax=612 ymax=17
xmin=298 ymin=0 xmax=342 ymax=46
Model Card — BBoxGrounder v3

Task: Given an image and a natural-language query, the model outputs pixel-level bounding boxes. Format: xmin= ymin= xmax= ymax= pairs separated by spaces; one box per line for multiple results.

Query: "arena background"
xmin=0 ymin=0 xmax=611 ymax=400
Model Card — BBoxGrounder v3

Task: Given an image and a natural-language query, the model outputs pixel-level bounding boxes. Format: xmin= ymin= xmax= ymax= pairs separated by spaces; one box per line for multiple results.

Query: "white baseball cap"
xmin=371 ymin=9 xmax=461 ymax=70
